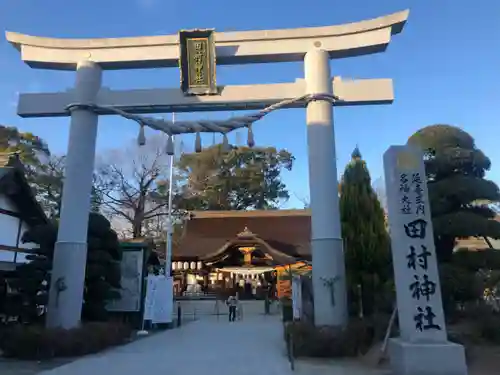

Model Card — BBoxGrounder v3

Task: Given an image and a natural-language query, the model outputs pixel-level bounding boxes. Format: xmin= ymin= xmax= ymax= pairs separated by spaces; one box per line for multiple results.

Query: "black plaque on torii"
xmin=179 ymin=29 xmax=217 ymax=96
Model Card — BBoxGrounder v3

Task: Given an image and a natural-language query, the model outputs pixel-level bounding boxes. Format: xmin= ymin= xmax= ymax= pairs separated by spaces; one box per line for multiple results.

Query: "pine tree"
xmin=408 ymin=124 xmax=500 ymax=262
xmin=339 ymin=147 xmax=392 ymax=316
xmin=11 ymin=213 xmax=122 ymax=323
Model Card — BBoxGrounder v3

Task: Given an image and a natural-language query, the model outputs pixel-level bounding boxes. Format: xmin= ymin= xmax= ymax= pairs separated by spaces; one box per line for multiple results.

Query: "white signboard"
xmin=107 ymin=250 xmax=144 ymax=312
xmin=143 ymin=274 xmax=159 ymax=321
xmin=152 ymin=276 xmax=173 ymax=324
xmin=292 ymin=276 xmax=302 ymax=320
xmin=383 ymin=145 xmax=447 ymax=343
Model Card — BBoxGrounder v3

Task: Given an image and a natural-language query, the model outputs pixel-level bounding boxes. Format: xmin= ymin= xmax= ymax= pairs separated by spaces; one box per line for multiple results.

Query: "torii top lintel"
xmin=5 ymin=10 xmax=408 ymax=71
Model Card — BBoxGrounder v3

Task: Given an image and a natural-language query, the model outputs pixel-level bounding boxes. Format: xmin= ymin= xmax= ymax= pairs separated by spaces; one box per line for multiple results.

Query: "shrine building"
xmin=162 ymin=210 xmax=312 ymax=299
xmin=0 ymin=153 xmax=48 ymax=273
xmin=160 ymin=208 xmax=498 ymax=300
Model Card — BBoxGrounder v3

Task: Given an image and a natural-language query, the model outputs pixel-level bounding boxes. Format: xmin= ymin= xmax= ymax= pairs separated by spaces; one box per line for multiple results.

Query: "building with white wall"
xmin=0 ymin=153 xmax=48 ymax=272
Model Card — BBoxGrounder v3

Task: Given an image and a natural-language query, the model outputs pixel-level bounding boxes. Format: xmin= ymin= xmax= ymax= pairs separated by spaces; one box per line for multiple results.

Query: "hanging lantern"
xmin=222 ymin=133 xmax=230 ymax=152
xmin=172 ymin=262 xmax=177 ymax=270
xmin=177 ymin=261 xmax=183 ymax=270
xmin=197 ymin=261 xmax=203 ymax=270
xmin=183 ymin=262 xmax=189 ymax=270
xmin=195 ymin=132 xmax=202 ymax=152
xmin=190 ymin=261 xmax=196 ymax=270
xmin=166 ymin=135 xmax=175 ymax=156
xmin=247 ymin=124 xmax=255 ymax=147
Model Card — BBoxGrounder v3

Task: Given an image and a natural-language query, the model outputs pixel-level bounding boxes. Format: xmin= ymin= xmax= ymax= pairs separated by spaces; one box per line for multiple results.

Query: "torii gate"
xmin=6 ymin=9 xmax=408 ymax=329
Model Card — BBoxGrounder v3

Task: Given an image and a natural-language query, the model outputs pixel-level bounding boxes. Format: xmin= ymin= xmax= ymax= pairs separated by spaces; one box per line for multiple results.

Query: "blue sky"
xmin=0 ymin=0 xmax=499 ymax=208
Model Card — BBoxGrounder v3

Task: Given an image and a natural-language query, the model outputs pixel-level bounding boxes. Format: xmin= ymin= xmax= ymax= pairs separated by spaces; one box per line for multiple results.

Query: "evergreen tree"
xmin=176 ymin=144 xmax=294 ymax=210
xmin=408 ymin=125 xmax=500 ymax=262
xmin=339 ymin=147 xmax=392 ymax=316
xmin=0 ymin=125 xmax=50 ymax=171
xmin=83 ymin=213 xmax=122 ymax=320
xmin=11 ymin=213 xmax=122 ymax=323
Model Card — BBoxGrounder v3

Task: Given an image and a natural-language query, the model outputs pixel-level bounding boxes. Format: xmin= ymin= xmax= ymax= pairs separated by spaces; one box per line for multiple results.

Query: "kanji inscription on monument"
xmin=383 ymin=145 xmax=447 ymax=343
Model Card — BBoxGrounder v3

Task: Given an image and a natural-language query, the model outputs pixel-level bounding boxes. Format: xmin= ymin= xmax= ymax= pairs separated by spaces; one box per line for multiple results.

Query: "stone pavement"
xmin=35 ymin=315 xmax=386 ymax=375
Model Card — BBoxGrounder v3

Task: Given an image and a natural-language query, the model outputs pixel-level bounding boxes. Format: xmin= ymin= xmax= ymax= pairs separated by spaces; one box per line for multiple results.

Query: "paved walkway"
xmin=37 ymin=315 xmax=292 ymax=375
xmin=36 ymin=315 xmax=387 ymax=375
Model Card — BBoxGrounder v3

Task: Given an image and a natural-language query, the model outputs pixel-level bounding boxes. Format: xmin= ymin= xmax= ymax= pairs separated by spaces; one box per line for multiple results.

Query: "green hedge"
xmin=0 ymin=322 xmax=133 ymax=360
xmin=284 ymin=318 xmax=376 ymax=358
xmin=282 ymin=301 xmax=293 ymax=322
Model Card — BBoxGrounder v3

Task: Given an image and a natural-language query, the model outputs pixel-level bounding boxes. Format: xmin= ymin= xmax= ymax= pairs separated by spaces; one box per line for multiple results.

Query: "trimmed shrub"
xmin=281 ymin=297 xmax=293 ymax=322
xmin=284 ymin=318 xmax=375 ymax=358
xmin=0 ymin=322 xmax=132 ymax=359
xmin=471 ymin=304 xmax=500 ymax=344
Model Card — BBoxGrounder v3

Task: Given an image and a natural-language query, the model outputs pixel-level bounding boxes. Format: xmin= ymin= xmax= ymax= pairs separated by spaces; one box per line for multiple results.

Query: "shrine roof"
xmin=189 ymin=209 xmax=311 ymax=219
xmin=172 ymin=209 xmax=311 ymax=260
xmin=0 ymin=152 xmax=25 ymax=170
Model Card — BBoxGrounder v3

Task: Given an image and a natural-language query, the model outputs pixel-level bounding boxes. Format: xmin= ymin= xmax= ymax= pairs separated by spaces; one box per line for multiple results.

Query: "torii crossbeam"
xmin=16 ymin=77 xmax=394 ymax=117
xmin=7 ymin=10 xmax=407 ymax=70
xmin=6 ymin=9 xmax=409 ymax=330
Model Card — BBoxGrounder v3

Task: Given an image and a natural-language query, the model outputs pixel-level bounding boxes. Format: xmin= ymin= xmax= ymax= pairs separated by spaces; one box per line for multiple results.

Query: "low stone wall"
xmin=175 ymin=299 xmax=280 ymax=318
xmin=176 ymin=299 xmax=222 ymax=318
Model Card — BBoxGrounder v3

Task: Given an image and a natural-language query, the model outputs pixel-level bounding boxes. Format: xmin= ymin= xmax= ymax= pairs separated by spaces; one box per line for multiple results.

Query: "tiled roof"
xmin=190 ymin=209 xmax=311 ymax=219
xmin=0 ymin=152 xmax=47 ymax=225
xmin=172 ymin=210 xmax=311 ymax=259
xmin=0 ymin=154 xmax=10 ymax=167
xmin=0 ymin=152 xmax=22 ymax=168
xmin=455 ymin=236 xmax=500 ymax=251
xmin=168 ymin=209 xmax=500 ymax=260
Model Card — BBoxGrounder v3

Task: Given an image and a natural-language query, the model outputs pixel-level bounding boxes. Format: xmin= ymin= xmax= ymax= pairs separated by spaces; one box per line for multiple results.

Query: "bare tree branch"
xmin=293 ymin=192 xmax=310 ymax=209
xmin=95 ymin=134 xmax=179 ymax=238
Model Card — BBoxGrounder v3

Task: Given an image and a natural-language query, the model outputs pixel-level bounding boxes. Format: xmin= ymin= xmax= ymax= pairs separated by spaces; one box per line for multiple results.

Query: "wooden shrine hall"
xmin=161 ymin=210 xmax=312 ymax=299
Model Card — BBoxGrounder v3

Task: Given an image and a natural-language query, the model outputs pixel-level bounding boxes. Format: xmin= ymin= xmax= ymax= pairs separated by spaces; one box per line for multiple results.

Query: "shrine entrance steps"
xmin=176 ymin=299 xmax=280 ymax=320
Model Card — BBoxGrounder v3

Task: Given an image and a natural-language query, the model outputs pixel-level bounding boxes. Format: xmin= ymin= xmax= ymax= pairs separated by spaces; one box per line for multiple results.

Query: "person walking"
xmin=226 ymin=294 xmax=238 ymax=322
xmin=236 ymin=295 xmax=243 ymax=321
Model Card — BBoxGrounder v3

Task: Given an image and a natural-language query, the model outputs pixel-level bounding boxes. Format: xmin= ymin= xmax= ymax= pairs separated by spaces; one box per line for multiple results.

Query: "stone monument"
xmin=383 ymin=145 xmax=467 ymax=375
xmin=7 ymin=10 xmax=409 ymax=328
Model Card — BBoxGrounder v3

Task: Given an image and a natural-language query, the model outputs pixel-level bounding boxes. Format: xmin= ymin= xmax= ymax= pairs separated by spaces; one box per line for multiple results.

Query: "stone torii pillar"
xmin=6 ymin=9 xmax=408 ymax=328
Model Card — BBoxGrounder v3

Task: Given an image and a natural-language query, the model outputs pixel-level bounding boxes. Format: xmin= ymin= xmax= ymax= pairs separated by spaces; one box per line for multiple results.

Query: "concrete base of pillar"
xmin=46 ymin=241 xmax=88 ymax=329
xmin=389 ymin=338 xmax=468 ymax=375
xmin=311 ymin=237 xmax=347 ymax=327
